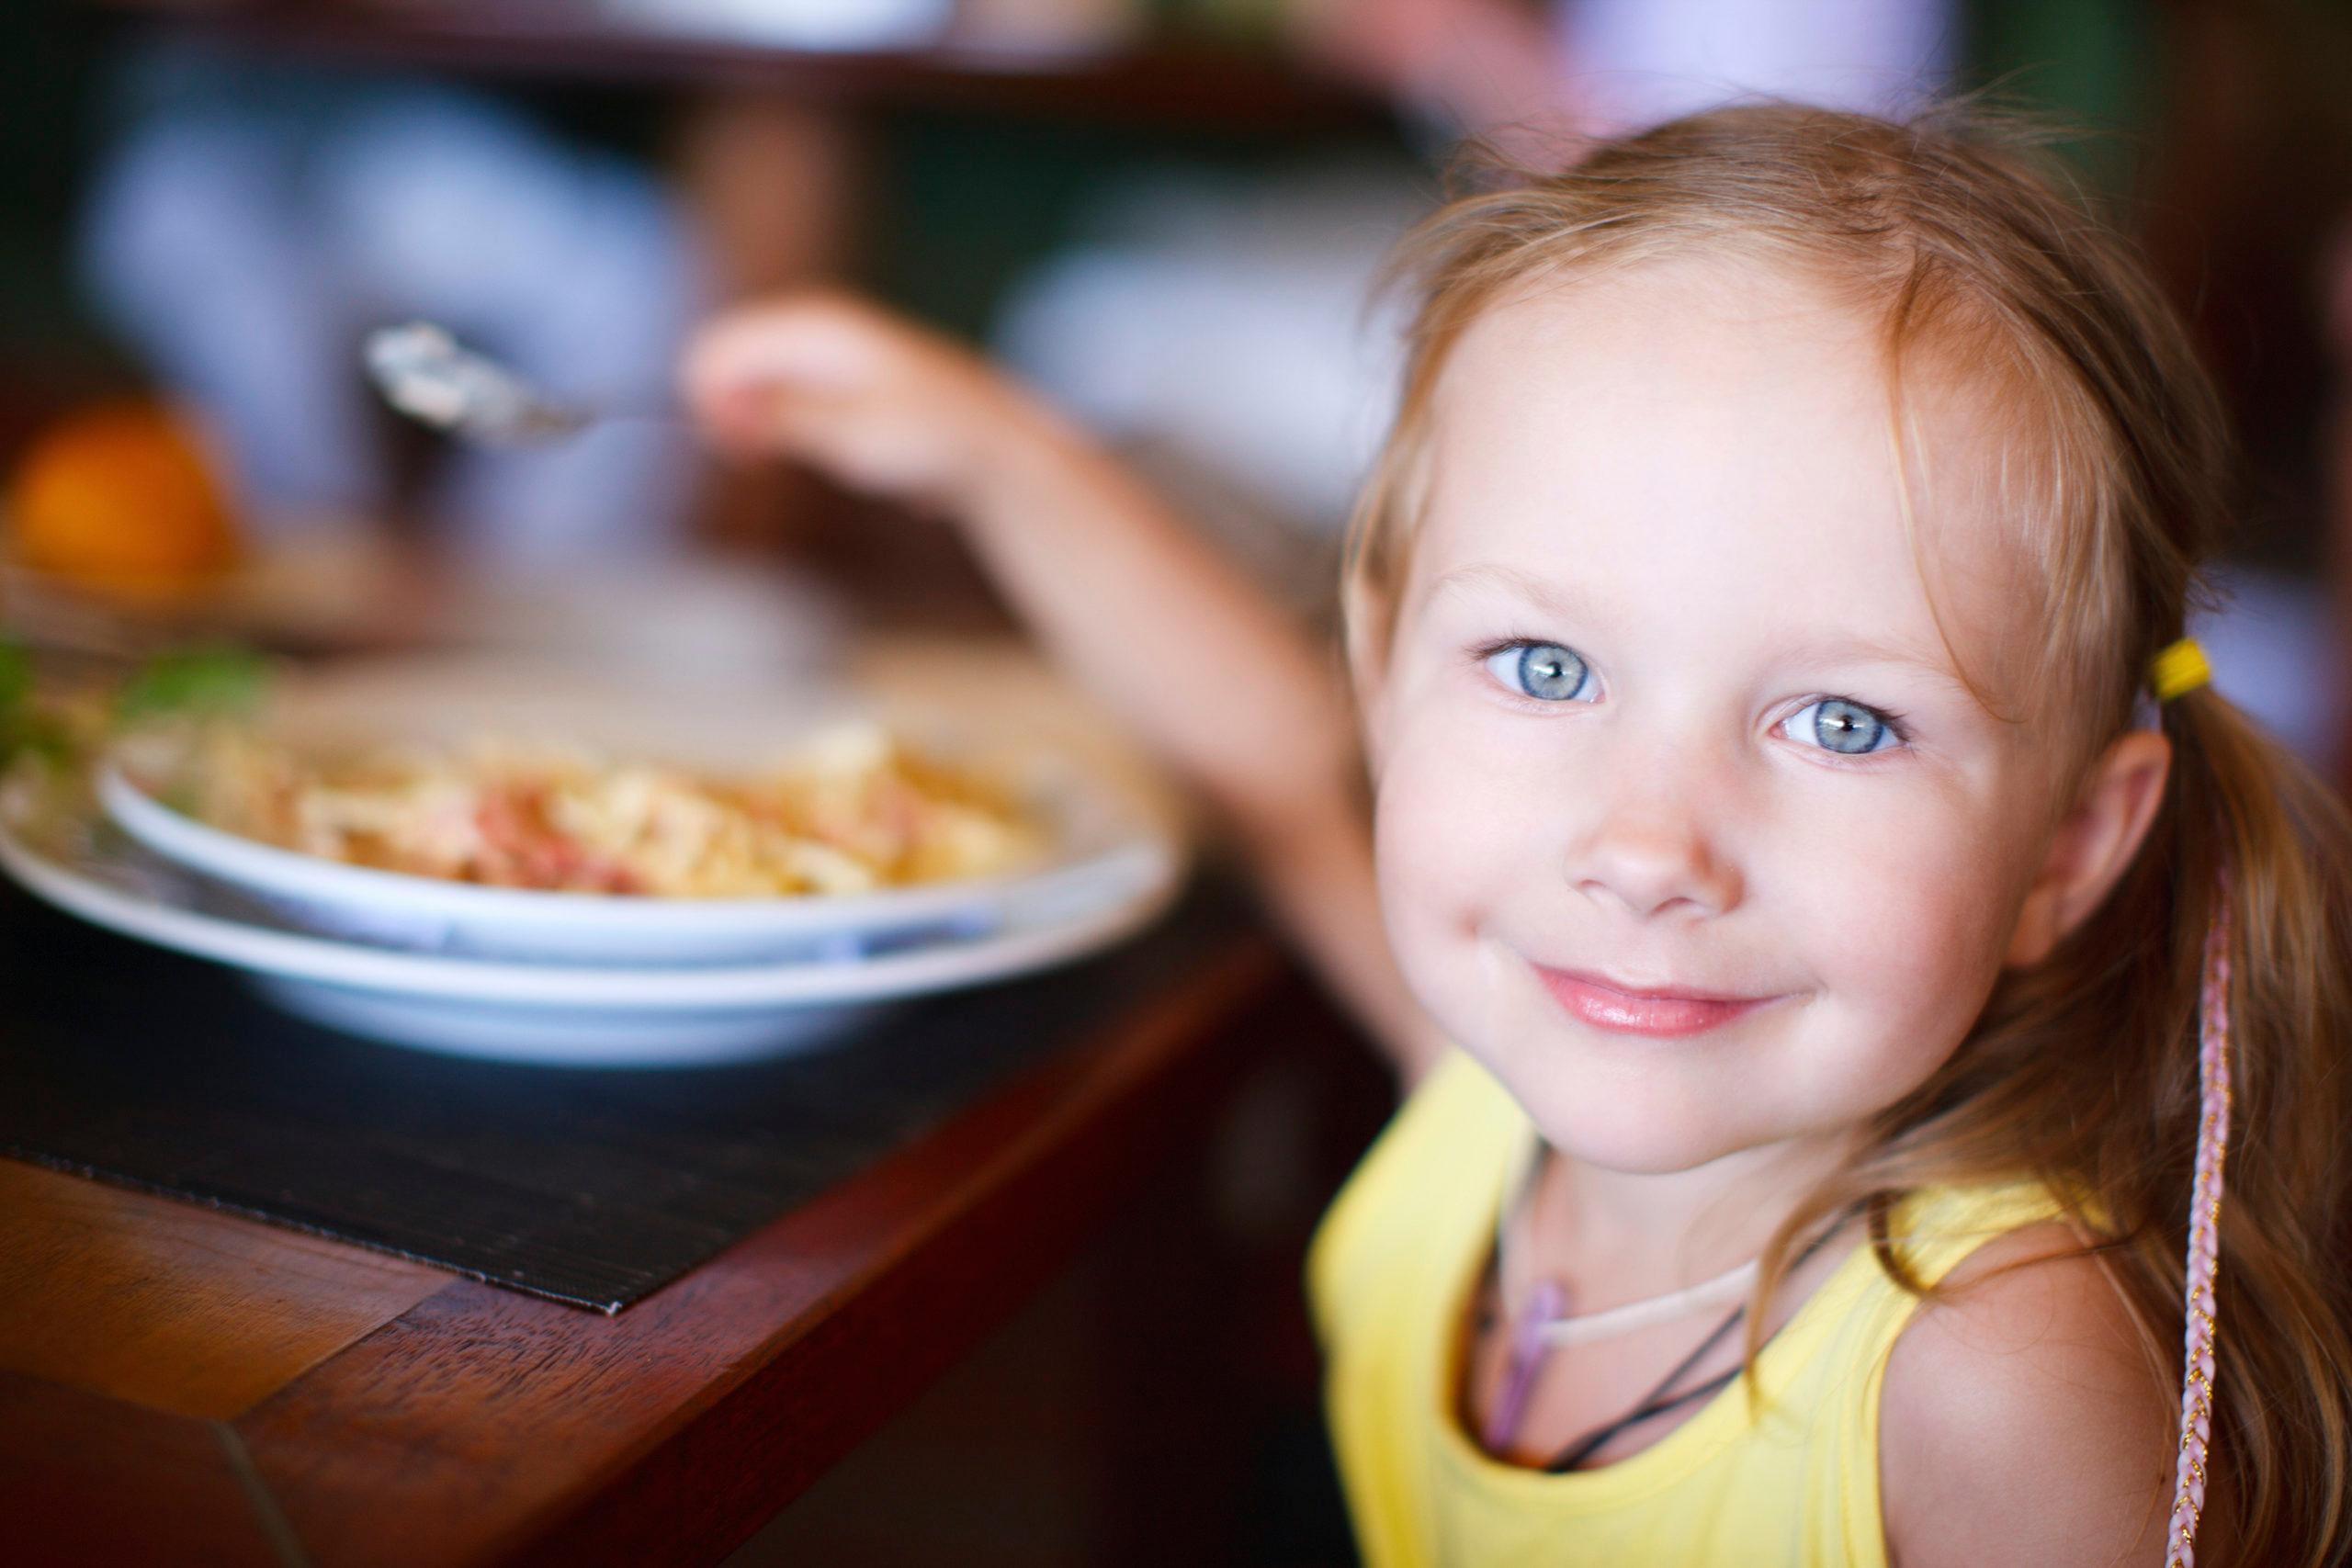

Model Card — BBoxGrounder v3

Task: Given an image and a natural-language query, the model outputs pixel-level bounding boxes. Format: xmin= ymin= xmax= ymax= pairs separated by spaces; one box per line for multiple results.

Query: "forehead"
xmin=1411 ymin=255 xmax=2022 ymax=671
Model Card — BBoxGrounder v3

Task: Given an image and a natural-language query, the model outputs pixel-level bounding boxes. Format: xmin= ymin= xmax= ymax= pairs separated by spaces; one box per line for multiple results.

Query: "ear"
xmin=2006 ymin=728 xmax=2172 ymax=968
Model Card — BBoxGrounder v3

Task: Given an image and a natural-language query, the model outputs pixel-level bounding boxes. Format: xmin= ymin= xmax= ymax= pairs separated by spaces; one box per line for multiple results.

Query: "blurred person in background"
xmin=1292 ymin=0 xmax=1954 ymax=147
xmin=77 ymin=45 xmax=707 ymax=569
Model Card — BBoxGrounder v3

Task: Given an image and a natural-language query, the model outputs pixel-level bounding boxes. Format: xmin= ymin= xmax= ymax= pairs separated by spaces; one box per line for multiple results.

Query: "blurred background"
xmin=3 ymin=1 xmax=2349 ymax=1562
xmin=8 ymin=2 xmax=2350 ymax=729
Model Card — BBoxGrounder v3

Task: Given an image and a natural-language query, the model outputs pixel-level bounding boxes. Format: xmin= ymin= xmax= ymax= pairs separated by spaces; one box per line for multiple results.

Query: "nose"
xmin=1567 ymin=784 xmax=1744 ymax=921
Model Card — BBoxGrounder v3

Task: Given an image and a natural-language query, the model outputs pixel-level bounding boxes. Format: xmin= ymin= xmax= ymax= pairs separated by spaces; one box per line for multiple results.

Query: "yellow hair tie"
xmin=2152 ymin=637 xmax=2211 ymax=703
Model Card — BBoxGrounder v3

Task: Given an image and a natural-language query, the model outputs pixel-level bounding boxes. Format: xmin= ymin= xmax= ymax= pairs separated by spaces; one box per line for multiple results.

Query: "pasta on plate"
xmin=171 ymin=723 xmax=1046 ymax=898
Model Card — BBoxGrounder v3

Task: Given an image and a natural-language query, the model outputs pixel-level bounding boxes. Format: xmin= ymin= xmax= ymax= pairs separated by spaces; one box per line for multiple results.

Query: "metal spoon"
xmin=364 ymin=321 xmax=659 ymax=447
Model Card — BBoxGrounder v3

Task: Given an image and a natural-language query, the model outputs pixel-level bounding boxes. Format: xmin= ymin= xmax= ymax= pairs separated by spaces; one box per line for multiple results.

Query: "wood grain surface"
xmin=0 ymin=1159 xmax=448 ymax=1419
xmin=3 ymin=1371 xmax=292 ymax=1568
xmin=9 ymin=930 xmax=1318 ymax=1567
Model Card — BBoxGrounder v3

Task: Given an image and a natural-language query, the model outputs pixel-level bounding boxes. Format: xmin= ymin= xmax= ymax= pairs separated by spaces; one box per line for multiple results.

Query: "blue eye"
xmin=1784 ymin=697 xmax=1900 ymax=755
xmin=1484 ymin=641 xmax=1596 ymax=703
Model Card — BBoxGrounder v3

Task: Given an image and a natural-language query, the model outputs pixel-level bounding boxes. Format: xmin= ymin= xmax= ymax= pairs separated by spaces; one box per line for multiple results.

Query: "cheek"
xmin=1369 ymin=709 xmax=1539 ymax=1022
xmin=1773 ymin=793 xmax=2035 ymax=1087
xmin=1371 ymin=745 xmax=1475 ymax=975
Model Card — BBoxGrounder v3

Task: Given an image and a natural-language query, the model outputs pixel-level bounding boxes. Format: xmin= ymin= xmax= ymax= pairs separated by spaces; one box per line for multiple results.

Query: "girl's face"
xmin=1368 ymin=255 xmax=2071 ymax=1175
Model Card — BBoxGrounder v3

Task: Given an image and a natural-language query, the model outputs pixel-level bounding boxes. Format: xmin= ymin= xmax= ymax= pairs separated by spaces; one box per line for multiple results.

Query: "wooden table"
xmin=3 ymin=926 xmax=1363 ymax=1566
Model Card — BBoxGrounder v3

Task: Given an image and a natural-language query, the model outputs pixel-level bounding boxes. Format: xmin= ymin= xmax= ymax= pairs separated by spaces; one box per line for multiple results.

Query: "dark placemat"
xmin=0 ymin=876 xmax=1238 ymax=1313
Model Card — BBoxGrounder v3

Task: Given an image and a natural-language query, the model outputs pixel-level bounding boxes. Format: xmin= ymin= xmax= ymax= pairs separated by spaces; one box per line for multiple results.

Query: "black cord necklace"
xmin=1545 ymin=1274 xmax=1759 ymax=1472
xmin=1473 ymin=1205 xmax=1854 ymax=1473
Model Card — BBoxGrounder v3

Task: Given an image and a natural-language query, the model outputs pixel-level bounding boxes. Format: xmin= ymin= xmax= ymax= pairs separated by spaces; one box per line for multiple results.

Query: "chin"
xmin=1546 ymin=1109 xmax=1757 ymax=1177
xmin=1487 ymin=1050 xmax=1766 ymax=1175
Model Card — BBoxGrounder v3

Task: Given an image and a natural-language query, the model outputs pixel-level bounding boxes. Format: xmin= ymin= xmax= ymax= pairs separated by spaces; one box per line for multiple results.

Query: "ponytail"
xmin=2145 ymin=689 xmax=2352 ymax=1564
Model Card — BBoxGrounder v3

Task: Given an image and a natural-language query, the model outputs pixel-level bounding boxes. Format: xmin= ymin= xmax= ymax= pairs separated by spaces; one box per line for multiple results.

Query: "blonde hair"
xmin=1345 ymin=104 xmax=2352 ymax=1564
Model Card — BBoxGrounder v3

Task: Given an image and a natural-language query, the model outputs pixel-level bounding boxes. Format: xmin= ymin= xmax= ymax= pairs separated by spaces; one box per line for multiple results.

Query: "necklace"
xmin=1491 ymin=1134 xmax=1764 ymax=1343
xmin=1479 ymin=1136 xmax=1847 ymax=1462
xmin=1514 ymin=1261 xmax=1761 ymax=1349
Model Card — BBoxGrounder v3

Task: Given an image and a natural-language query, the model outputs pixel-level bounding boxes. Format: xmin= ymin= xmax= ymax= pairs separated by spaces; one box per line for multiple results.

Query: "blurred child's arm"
xmin=683 ymin=294 xmax=1443 ymax=1084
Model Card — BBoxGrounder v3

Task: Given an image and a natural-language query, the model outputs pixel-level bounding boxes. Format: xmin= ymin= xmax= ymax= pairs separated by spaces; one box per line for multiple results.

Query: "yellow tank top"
xmin=1306 ymin=1051 xmax=2064 ymax=1568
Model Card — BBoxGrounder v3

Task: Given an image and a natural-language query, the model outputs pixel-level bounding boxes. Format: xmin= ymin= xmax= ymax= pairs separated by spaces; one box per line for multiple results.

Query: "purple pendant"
xmin=1484 ymin=1276 xmax=1565 ymax=1451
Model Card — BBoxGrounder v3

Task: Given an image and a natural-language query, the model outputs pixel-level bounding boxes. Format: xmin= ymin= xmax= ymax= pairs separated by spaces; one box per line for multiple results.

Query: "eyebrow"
xmin=1417 ymin=562 xmax=1599 ymax=624
xmin=1418 ymin=561 xmax=1975 ymax=692
xmin=1756 ymin=632 xmax=1975 ymax=691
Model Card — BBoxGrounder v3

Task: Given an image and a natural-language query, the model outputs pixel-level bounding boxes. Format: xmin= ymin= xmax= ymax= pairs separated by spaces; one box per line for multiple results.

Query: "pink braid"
xmin=2166 ymin=887 xmax=2233 ymax=1567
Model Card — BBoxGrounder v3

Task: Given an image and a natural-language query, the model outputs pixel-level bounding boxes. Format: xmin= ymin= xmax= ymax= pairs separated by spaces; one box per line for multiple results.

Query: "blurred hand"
xmin=680 ymin=292 xmax=1042 ymax=514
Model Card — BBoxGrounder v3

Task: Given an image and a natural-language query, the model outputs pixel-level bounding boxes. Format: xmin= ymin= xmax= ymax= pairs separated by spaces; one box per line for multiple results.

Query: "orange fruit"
xmin=7 ymin=400 xmax=240 ymax=592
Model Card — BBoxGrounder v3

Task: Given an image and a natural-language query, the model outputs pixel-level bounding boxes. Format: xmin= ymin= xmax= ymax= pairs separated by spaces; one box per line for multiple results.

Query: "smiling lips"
xmin=1533 ymin=965 xmax=1780 ymax=1037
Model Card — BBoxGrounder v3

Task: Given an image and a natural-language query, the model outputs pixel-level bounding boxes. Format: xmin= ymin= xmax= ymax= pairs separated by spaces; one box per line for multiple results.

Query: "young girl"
xmin=684 ymin=105 xmax=2352 ymax=1566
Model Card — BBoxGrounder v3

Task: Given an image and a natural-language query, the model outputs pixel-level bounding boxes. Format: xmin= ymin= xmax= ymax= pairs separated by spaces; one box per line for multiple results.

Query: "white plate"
xmin=0 ymin=778 xmax=1182 ymax=1067
xmin=99 ymin=761 xmax=1153 ymax=966
xmin=99 ymin=659 xmax=1174 ymax=967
